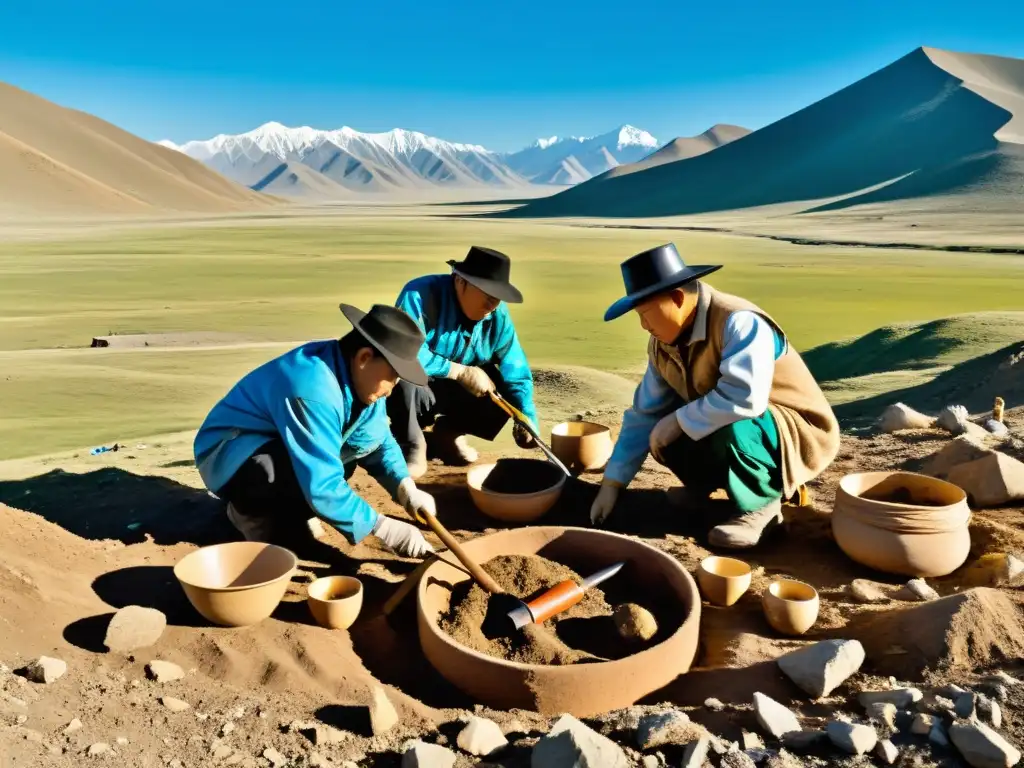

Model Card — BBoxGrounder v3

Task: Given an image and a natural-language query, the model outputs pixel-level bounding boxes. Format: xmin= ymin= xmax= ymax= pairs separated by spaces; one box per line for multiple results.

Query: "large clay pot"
xmin=416 ymin=526 xmax=701 ymax=717
xmin=831 ymin=471 xmax=972 ymax=578
xmin=550 ymin=421 xmax=614 ymax=473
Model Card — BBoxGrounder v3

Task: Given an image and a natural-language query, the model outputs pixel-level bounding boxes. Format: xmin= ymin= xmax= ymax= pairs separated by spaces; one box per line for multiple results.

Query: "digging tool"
xmin=421 ymin=513 xmax=504 ymax=595
xmin=382 ymin=550 xmax=469 ymax=616
xmin=489 ymin=391 xmax=572 ymax=479
xmin=507 ymin=561 xmax=625 ymax=630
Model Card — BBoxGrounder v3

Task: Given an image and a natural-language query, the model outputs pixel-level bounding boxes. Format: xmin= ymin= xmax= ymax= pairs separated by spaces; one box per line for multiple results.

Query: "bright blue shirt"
xmin=396 ymin=274 xmax=539 ymax=428
xmin=193 ymin=340 xmax=408 ymax=544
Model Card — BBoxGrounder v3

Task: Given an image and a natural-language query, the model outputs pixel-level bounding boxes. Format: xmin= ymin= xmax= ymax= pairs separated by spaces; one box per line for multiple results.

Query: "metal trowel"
xmin=507 ymin=561 xmax=626 ymax=630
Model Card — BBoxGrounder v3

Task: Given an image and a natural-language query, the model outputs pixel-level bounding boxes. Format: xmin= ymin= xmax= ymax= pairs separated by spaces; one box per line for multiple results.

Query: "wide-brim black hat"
xmin=447 ymin=245 xmax=523 ymax=304
xmin=339 ymin=303 xmax=428 ymax=386
xmin=604 ymin=243 xmax=722 ymax=321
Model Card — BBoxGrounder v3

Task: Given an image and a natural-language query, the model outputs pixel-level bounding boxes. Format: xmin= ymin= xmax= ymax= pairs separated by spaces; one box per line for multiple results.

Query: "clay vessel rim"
xmin=307 ymin=575 xmax=363 ymax=603
xmin=766 ymin=578 xmax=818 ymax=602
xmin=551 ymin=421 xmax=612 ymax=438
xmin=467 ymin=461 xmax=567 ymax=500
xmin=699 ymin=555 xmax=753 ymax=578
xmin=837 ymin=470 xmax=967 ymax=507
xmin=417 ymin=525 xmax=698 ymax=674
xmin=173 ymin=542 xmax=298 ymax=592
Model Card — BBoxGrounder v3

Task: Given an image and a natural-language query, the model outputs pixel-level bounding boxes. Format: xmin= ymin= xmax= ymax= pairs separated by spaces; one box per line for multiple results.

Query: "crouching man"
xmin=590 ymin=243 xmax=840 ymax=548
xmin=387 ymin=246 xmax=540 ymax=477
xmin=193 ymin=303 xmax=436 ymax=559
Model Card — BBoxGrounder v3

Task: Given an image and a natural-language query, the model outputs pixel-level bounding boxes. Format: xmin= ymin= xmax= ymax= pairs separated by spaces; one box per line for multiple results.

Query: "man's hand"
xmin=448 ymin=362 xmax=495 ymax=397
xmin=649 ymin=412 xmax=684 ymax=454
xmin=372 ymin=516 xmax=434 ymax=558
xmin=397 ymin=477 xmax=436 ymax=525
xmin=590 ymin=480 xmax=622 ymax=526
xmin=513 ymin=421 xmax=537 ymax=449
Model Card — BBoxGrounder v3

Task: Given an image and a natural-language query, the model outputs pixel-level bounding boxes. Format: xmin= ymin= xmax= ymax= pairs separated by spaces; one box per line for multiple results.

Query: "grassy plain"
xmin=2 ymin=211 xmax=1024 ymax=459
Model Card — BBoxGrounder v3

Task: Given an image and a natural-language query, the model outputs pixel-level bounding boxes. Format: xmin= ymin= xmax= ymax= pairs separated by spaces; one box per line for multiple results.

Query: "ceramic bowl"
xmin=762 ymin=578 xmax=819 ymax=636
xmin=307 ymin=575 xmax=363 ymax=630
xmin=550 ymin=421 xmax=614 ymax=473
xmin=696 ymin=556 xmax=753 ymax=606
xmin=466 ymin=460 xmax=566 ymax=523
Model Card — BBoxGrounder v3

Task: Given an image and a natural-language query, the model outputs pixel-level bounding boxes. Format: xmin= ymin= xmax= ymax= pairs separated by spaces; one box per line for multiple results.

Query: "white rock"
xmin=263 ymin=747 xmax=288 ymax=767
xmin=741 ymin=731 xmax=764 ymax=750
xmin=25 ymin=656 xmax=67 ymax=684
xmin=146 ymin=660 xmax=184 ymax=683
xmin=456 ymin=717 xmax=507 ymax=757
xmin=848 ymin=580 xmax=889 ymax=603
xmin=978 ymin=696 xmax=1003 ymax=729
xmin=65 ymin=718 xmax=83 ymax=735
xmin=104 ymin=606 xmax=167 ymax=651
xmin=911 ymin=713 xmax=934 ymax=735
xmin=984 ymin=419 xmax=1009 ymax=436
xmin=950 ymin=720 xmax=1022 ymax=768
xmin=938 ymin=405 xmax=972 ymax=435
xmin=401 ymin=740 xmax=457 ymax=768
xmin=879 ymin=403 xmax=935 ymax=432
xmin=308 ymin=753 xmax=329 ymax=768
xmin=876 ymin=739 xmax=899 ymax=765
xmin=116 ymin=737 xmax=129 ymax=746
xmin=752 ymin=693 xmax=801 ymax=739
xmin=826 ymin=721 xmax=877 ymax=755
xmin=681 ymin=736 xmax=711 ymax=768
xmin=641 ymin=755 xmax=661 ymax=768
xmin=87 ymin=743 xmax=109 ymax=756
xmin=901 ymin=579 xmax=940 ymax=602
xmin=368 ymin=687 xmax=399 ymax=736
xmin=212 ymin=745 xmax=233 ymax=760
xmin=776 ymin=639 xmax=865 ymax=698
xmin=704 ymin=698 xmax=726 ymax=711
xmin=866 ymin=702 xmax=897 ymax=730
xmin=940 ymin=683 xmax=969 ymax=699
xmin=220 ymin=722 xmax=235 ymax=737
xmin=990 ymin=671 xmax=1019 ymax=687
xmin=636 ymin=710 xmax=691 ymax=749
xmin=859 ymin=688 xmax=923 ymax=708
xmin=161 ymin=696 xmax=190 ymax=712
xmin=531 ymin=714 xmax=628 ymax=768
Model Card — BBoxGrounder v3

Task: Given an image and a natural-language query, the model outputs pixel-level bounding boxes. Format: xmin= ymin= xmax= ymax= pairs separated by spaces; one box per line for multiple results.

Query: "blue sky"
xmin=1 ymin=0 xmax=1022 ymax=152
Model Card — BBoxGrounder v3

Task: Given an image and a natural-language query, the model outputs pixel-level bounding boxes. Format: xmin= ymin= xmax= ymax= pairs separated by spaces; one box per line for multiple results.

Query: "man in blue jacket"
xmin=193 ymin=303 xmax=436 ymax=559
xmin=388 ymin=246 xmax=539 ymax=477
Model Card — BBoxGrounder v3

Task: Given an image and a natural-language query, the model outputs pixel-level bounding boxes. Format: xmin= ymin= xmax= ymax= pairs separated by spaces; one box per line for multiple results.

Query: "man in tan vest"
xmin=590 ymin=243 xmax=840 ymax=548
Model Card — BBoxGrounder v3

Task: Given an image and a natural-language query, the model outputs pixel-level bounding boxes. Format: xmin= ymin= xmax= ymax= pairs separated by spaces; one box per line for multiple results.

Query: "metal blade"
xmin=580 ymin=561 xmax=626 ymax=591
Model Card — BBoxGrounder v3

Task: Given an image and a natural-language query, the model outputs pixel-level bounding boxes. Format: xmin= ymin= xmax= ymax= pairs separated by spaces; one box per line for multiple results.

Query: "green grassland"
xmin=2 ymin=214 xmax=1023 ymax=459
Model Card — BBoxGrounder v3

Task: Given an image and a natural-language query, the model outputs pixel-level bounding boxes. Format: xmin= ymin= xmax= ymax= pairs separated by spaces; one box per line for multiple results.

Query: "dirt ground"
xmin=0 ymin=410 xmax=1023 ymax=767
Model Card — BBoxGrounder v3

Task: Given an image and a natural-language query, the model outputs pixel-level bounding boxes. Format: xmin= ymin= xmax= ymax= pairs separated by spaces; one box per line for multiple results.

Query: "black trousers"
xmin=386 ymin=362 xmax=511 ymax=451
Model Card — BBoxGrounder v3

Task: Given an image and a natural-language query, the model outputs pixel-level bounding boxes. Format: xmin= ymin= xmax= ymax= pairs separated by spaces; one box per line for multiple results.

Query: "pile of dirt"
xmin=480 ymin=458 xmax=563 ymax=494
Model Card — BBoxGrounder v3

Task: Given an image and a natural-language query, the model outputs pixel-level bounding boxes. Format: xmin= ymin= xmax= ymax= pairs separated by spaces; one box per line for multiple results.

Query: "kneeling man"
xmin=388 ymin=246 xmax=540 ymax=477
xmin=591 ymin=243 xmax=840 ymax=548
xmin=194 ymin=303 xmax=436 ymax=559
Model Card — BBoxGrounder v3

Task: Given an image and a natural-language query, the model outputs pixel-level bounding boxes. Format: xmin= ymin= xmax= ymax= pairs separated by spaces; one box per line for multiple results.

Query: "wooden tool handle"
xmin=423 ymin=515 xmax=503 ymax=594
xmin=525 ymin=580 xmax=584 ymax=623
xmin=382 ymin=555 xmax=437 ymax=616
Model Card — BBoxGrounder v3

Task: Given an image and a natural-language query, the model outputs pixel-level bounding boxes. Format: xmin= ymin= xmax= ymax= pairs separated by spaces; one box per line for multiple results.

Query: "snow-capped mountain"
xmin=500 ymin=126 xmax=661 ymax=185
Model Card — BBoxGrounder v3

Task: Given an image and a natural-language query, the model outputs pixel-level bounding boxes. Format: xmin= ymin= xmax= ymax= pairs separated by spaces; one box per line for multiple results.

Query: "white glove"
xmin=447 ymin=362 xmax=495 ymax=397
xmin=252 ymin=453 xmax=275 ymax=483
xmin=372 ymin=516 xmax=434 ymax=558
xmin=590 ymin=481 xmax=622 ymax=526
xmin=649 ymin=411 xmax=684 ymax=454
xmin=397 ymin=477 xmax=436 ymax=524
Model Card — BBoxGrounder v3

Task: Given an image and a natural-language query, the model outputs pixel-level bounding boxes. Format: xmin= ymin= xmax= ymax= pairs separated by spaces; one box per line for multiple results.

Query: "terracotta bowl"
xmin=307 ymin=575 xmax=363 ymax=630
xmin=416 ymin=526 xmax=701 ymax=717
xmin=832 ymin=470 xmax=971 ymax=578
xmin=174 ymin=541 xmax=297 ymax=627
xmin=550 ymin=421 xmax=614 ymax=473
xmin=762 ymin=578 xmax=819 ymax=636
xmin=696 ymin=556 xmax=752 ymax=607
xmin=466 ymin=460 xmax=566 ymax=523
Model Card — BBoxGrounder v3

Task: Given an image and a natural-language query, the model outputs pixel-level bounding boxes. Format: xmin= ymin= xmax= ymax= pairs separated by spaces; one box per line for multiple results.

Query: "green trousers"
xmin=653 ymin=411 xmax=784 ymax=513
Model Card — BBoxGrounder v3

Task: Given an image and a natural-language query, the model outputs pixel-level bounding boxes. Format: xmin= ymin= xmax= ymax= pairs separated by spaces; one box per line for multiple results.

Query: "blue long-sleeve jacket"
xmin=192 ymin=340 xmax=408 ymax=544
xmin=396 ymin=274 xmax=539 ymax=428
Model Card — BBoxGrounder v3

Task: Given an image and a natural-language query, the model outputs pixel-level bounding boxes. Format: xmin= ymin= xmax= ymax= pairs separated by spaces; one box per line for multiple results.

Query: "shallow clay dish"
xmin=762 ymin=578 xmax=819 ymax=636
xmin=174 ymin=541 xmax=297 ymax=627
xmin=550 ymin=421 xmax=614 ymax=473
xmin=416 ymin=526 xmax=701 ymax=717
xmin=307 ymin=575 xmax=363 ymax=630
xmin=832 ymin=470 xmax=971 ymax=578
xmin=466 ymin=460 xmax=566 ymax=523
xmin=697 ymin=556 xmax=752 ymax=607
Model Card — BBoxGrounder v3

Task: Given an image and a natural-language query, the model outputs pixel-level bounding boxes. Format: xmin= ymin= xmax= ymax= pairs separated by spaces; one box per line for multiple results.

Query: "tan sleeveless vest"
xmin=648 ymin=284 xmax=840 ymax=498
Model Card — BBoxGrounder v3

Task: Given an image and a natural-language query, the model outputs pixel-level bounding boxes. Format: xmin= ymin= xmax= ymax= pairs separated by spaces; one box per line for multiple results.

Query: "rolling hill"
xmin=509 ymin=47 xmax=1024 ymax=218
xmin=0 ymin=82 xmax=278 ymax=215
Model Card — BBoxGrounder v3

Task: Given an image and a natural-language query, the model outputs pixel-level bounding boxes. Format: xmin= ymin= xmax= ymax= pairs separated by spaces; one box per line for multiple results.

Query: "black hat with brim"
xmin=447 ymin=245 xmax=523 ymax=304
xmin=604 ymin=243 xmax=723 ymax=322
xmin=339 ymin=303 xmax=428 ymax=386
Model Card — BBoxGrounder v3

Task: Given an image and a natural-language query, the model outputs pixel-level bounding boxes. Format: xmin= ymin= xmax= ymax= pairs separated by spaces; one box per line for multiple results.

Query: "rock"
xmin=641 ymin=756 xmax=661 ymax=768
xmin=613 ymin=603 xmax=659 ymax=642
xmin=948 ymin=452 xmax=1024 ymax=508
xmin=531 ymin=714 xmax=628 ymax=768
xmin=776 ymin=639 xmax=865 ymax=699
xmin=866 ymin=702 xmax=897 ymax=730
xmin=989 ymin=671 xmax=1020 ymax=687
xmin=956 ymin=692 xmax=978 ymax=719
xmin=213 ymin=745 xmax=234 ymax=760
xmin=87 ymin=743 xmax=110 ymax=756
xmin=401 ymin=740 xmax=457 ymax=768
xmin=742 ymin=731 xmax=764 ymax=750
xmin=65 ymin=718 xmax=83 ymax=735
xmin=221 ymin=722 xmax=235 ymax=737
xmin=720 ymin=753 xmax=757 ymax=768
xmin=457 ymin=717 xmax=507 ymax=757
xmin=950 ymin=720 xmax=1022 ymax=767
xmin=900 ymin=579 xmax=940 ymax=602
xmin=21 ymin=727 xmax=44 ymax=743
xmin=146 ymin=661 xmax=185 ymax=683
xmin=781 ymin=730 xmax=828 ymax=750
xmin=879 ymin=403 xmax=935 ymax=432
xmin=848 ymin=580 xmax=889 ymax=603
xmin=635 ymin=710 xmax=694 ymax=749
xmin=161 ymin=696 xmax=190 ymax=712
xmin=940 ymin=683 xmax=969 ymax=699
xmin=368 ymin=687 xmax=399 ymax=736
xmin=116 ymin=737 xmax=129 ymax=746
xmin=262 ymin=747 xmax=288 ymax=767
xmin=978 ymin=696 xmax=1003 ymax=728
xmin=930 ymin=719 xmax=950 ymax=748
xmin=876 ymin=739 xmax=899 ymax=765
xmin=25 ymin=656 xmax=67 ymax=684
xmin=937 ymin=405 xmax=973 ymax=435
xmin=911 ymin=713 xmax=935 ymax=735
xmin=308 ymin=754 xmax=329 ymax=768
xmin=681 ymin=737 xmax=711 ymax=768
xmin=826 ymin=721 xmax=877 ymax=755
xmin=104 ymin=606 xmax=167 ymax=651
xmin=752 ymin=693 xmax=801 ymax=740
xmin=984 ymin=419 xmax=1009 ymax=436
xmin=704 ymin=698 xmax=726 ymax=712
xmin=858 ymin=688 xmax=923 ymax=708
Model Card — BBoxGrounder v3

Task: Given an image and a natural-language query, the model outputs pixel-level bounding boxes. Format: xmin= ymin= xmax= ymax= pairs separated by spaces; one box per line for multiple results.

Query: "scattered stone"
xmin=989 ymin=671 xmax=1019 ymax=687
xmin=781 ymin=730 xmax=828 ymax=751
xmin=912 ymin=713 xmax=935 ymax=734
xmin=956 ymin=692 xmax=978 ymax=719
xmin=65 ymin=718 xmax=83 ymax=735
xmin=104 ymin=606 xmax=167 ymax=651
xmin=116 ymin=737 xmax=129 ymax=746
xmin=705 ymin=698 xmax=726 ymax=711
xmin=984 ymin=419 xmax=1009 ymax=436
xmin=681 ymin=737 xmax=711 ymax=768
xmin=930 ymin=719 xmax=950 ymax=748
xmin=753 ymin=693 xmax=801 ymax=740
xmin=230 ymin=705 xmax=246 ymax=719
xmin=827 ymin=721 xmax=877 ymax=755
xmin=900 ymin=579 xmax=940 ymax=602
xmin=613 ymin=603 xmax=659 ymax=642
xmin=876 ymin=739 xmax=899 ymax=765
xmin=146 ymin=661 xmax=185 ymax=683
xmin=161 ymin=696 xmax=190 ymax=712
xmin=950 ymin=720 xmax=1022 ymax=767
xmin=709 ymin=735 xmax=737 ymax=755
xmin=87 ymin=743 xmax=110 ymax=756
xmin=24 ymin=656 xmax=67 ymax=684
xmin=937 ymin=405 xmax=973 ymax=435
xmin=308 ymin=754 xmax=329 ymax=768
xmin=213 ymin=745 xmax=233 ymax=760
xmin=859 ymin=688 xmax=923 ymax=708
xmin=742 ymin=731 xmax=765 ymax=750
xmin=777 ymin=639 xmax=865 ymax=699
xmin=641 ymin=756 xmax=661 ymax=768
xmin=368 ymin=687 xmax=399 ymax=736
xmin=456 ymin=717 xmax=507 ymax=756
xmin=984 ymin=683 xmax=1010 ymax=703
xmin=531 ymin=714 xmax=628 ymax=768
xmin=848 ymin=579 xmax=889 ymax=603
xmin=636 ymin=710 xmax=693 ymax=749
xmin=939 ymin=683 xmax=969 ymax=699
xmin=220 ymin=722 xmax=235 ymax=737
xmin=720 ymin=752 xmax=757 ymax=768
xmin=931 ymin=695 xmax=957 ymax=714
xmin=263 ymin=747 xmax=287 ymax=767
xmin=879 ymin=403 xmax=935 ymax=432
xmin=948 ymin=452 xmax=1024 ymax=508
xmin=978 ymin=696 xmax=1003 ymax=729
xmin=401 ymin=740 xmax=457 ymax=768
xmin=867 ymin=702 xmax=898 ymax=730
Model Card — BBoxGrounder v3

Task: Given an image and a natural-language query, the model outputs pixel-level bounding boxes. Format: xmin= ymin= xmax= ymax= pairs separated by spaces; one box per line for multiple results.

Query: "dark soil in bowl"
xmin=481 ymin=458 xmax=564 ymax=494
xmin=861 ymin=486 xmax=946 ymax=506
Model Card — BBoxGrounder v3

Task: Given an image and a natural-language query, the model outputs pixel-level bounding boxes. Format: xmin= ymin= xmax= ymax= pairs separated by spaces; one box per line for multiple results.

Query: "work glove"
xmin=396 ymin=477 xmax=437 ymax=525
xmin=372 ymin=515 xmax=434 ymax=558
xmin=590 ymin=480 xmax=622 ymax=526
xmin=252 ymin=453 xmax=275 ymax=483
xmin=513 ymin=421 xmax=537 ymax=449
xmin=649 ymin=411 xmax=684 ymax=455
xmin=447 ymin=362 xmax=495 ymax=397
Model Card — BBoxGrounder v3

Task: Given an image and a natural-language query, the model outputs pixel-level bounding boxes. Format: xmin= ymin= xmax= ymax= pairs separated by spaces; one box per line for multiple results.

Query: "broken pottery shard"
xmin=879 ymin=403 xmax=934 ymax=432
xmin=859 ymin=688 xmax=923 ymax=708
xmin=753 ymin=693 xmax=801 ymax=740
xmin=781 ymin=730 xmax=828 ymax=750
xmin=776 ymin=639 xmax=865 ymax=699
xmin=25 ymin=656 xmax=67 ymax=684
xmin=681 ymin=737 xmax=711 ymax=768
xmin=368 ymin=686 xmax=399 ymax=736
xmin=401 ymin=740 xmax=457 ymax=768
xmin=911 ymin=713 xmax=935 ymax=735
xmin=146 ymin=660 xmax=184 ymax=683
xmin=848 ymin=579 xmax=889 ymax=604
xmin=531 ymin=714 xmax=629 ymax=768
xmin=104 ymin=606 xmax=167 ymax=652
xmin=826 ymin=721 xmax=877 ymax=755
xmin=876 ymin=739 xmax=899 ymax=765
xmin=161 ymin=696 xmax=190 ymax=712
xmin=456 ymin=717 xmax=508 ymax=757
xmin=949 ymin=720 xmax=1022 ymax=768
xmin=635 ymin=710 xmax=694 ymax=750
xmin=867 ymin=702 xmax=898 ymax=730
xmin=900 ymin=579 xmax=940 ymax=602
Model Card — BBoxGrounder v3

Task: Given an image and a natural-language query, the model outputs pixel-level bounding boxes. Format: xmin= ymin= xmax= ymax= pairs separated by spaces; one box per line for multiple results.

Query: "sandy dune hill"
xmin=603 ymin=124 xmax=751 ymax=177
xmin=0 ymin=82 xmax=279 ymax=215
xmin=511 ymin=47 xmax=1024 ymax=218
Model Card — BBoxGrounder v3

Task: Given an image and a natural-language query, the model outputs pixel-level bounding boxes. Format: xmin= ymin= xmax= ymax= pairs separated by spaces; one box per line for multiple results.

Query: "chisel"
xmin=507 ymin=561 xmax=626 ymax=630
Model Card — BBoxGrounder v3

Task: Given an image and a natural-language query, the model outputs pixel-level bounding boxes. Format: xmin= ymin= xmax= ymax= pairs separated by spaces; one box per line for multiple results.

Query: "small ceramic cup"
xmin=762 ymin=578 xmax=819 ymax=636
xmin=307 ymin=575 xmax=363 ymax=630
xmin=696 ymin=556 xmax=753 ymax=607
